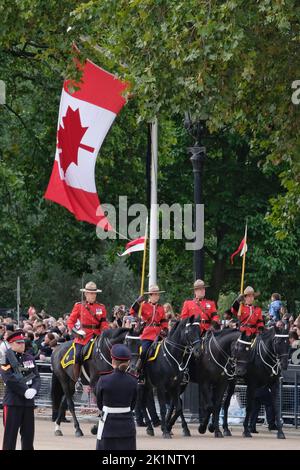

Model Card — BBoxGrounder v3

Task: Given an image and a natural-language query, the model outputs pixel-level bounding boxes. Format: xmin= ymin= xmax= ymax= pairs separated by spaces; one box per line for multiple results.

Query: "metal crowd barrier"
xmin=1 ymin=363 xmax=300 ymax=427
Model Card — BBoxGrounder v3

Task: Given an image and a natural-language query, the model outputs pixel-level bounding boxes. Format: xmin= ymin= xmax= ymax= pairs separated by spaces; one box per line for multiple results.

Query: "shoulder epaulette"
xmin=127 ymin=371 xmax=138 ymax=379
xmin=98 ymin=370 xmax=113 ymax=376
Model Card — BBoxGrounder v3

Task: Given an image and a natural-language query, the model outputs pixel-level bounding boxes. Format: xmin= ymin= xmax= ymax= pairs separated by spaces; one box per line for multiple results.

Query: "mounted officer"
xmin=231 ymin=285 xmax=264 ymax=336
xmin=180 ymin=279 xmax=220 ymax=334
xmin=130 ymin=285 xmax=168 ymax=381
xmin=67 ymin=281 xmax=109 ymax=388
xmin=95 ymin=343 xmax=138 ymax=450
xmin=0 ymin=330 xmax=41 ymax=450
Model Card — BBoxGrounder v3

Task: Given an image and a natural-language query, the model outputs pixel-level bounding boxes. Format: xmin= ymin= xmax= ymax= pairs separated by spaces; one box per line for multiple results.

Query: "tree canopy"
xmin=0 ymin=1 xmax=299 ymax=315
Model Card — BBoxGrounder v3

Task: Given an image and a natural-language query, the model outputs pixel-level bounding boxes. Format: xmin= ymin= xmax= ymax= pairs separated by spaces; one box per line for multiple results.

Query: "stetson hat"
xmin=191 ymin=279 xmax=209 ymax=289
xmin=243 ymin=286 xmax=260 ymax=298
xmin=80 ymin=281 xmax=102 ymax=293
xmin=144 ymin=285 xmax=166 ymax=295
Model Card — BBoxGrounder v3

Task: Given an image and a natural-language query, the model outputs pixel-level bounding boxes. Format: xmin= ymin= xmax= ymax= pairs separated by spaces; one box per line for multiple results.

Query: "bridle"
xmin=163 ymin=321 xmax=201 ymax=372
xmin=207 ymin=333 xmax=237 ymax=378
xmin=258 ymin=332 xmax=289 ymax=376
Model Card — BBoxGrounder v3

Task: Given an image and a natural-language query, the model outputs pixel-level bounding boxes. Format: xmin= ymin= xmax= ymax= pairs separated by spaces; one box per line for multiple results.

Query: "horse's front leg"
xmin=198 ymin=382 xmax=212 ymax=434
xmin=65 ymin=382 xmax=84 ymax=437
xmin=156 ymin=387 xmax=170 ymax=438
xmin=140 ymin=383 xmax=154 ymax=436
xmin=211 ymin=381 xmax=228 ymax=438
xmin=222 ymin=380 xmax=235 ymax=437
xmin=179 ymin=395 xmax=191 ymax=437
xmin=168 ymin=392 xmax=191 ymax=437
xmin=243 ymin=385 xmax=253 ymax=438
xmin=271 ymin=380 xmax=285 ymax=439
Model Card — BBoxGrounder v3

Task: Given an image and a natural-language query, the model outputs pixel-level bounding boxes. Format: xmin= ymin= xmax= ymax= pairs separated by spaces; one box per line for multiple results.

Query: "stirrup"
xmin=75 ymin=379 xmax=83 ymax=392
xmin=137 ymin=372 xmax=145 ymax=385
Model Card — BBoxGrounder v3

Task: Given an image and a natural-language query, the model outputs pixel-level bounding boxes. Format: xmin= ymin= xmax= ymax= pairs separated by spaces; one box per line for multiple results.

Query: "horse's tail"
xmin=51 ymin=371 xmax=64 ymax=413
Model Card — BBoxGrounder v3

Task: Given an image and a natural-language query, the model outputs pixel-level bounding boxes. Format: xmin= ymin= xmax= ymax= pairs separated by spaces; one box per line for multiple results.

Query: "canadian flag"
xmin=118 ymin=237 xmax=145 ymax=256
xmin=44 ymin=59 xmax=127 ymax=229
xmin=230 ymin=225 xmax=248 ymax=264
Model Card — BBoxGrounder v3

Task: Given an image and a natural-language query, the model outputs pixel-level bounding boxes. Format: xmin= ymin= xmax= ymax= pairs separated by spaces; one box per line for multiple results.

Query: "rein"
xmin=257 ymin=333 xmax=289 ymax=376
xmin=95 ymin=335 xmax=113 ymax=367
xmin=162 ymin=321 xmax=201 ymax=373
xmin=207 ymin=334 xmax=236 ymax=378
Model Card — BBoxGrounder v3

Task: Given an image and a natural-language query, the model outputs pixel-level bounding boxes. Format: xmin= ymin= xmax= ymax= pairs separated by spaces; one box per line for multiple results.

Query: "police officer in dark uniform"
xmin=0 ymin=330 xmax=41 ymax=450
xmin=95 ymin=344 xmax=137 ymax=450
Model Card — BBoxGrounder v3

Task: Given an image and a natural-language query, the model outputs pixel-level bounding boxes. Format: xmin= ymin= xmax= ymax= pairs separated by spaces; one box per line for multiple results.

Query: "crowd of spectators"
xmin=0 ymin=296 xmax=299 ymax=364
xmin=0 ymin=302 xmax=181 ymax=364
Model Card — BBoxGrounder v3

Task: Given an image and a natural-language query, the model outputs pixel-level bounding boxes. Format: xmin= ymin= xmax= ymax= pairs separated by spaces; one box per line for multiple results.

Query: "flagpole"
xmin=238 ymin=224 xmax=247 ymax=318
xmin=17 ymin=276 xmax=20 ymax=327
xmin=138 ymin=217 xmax=148 ymax=318
xmin=148 ymin=118 xmax=158 ymax=288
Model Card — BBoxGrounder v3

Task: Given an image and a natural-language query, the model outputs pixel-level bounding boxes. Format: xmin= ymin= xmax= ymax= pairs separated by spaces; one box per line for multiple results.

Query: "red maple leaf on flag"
xmin=57 ymin=106 xmax=95 ymax=175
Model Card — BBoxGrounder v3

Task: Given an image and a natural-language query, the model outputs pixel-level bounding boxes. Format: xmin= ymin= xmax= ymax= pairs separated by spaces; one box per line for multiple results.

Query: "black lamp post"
xmin=184 ymin=115 xmax=206 ymax=280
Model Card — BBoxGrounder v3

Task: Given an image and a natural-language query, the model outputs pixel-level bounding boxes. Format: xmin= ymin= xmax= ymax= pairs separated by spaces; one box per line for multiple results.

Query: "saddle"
xmin=138 ymin=341 xmax=162 ymax=363
xmin=60 ymin=339 xmax=95 ymax=369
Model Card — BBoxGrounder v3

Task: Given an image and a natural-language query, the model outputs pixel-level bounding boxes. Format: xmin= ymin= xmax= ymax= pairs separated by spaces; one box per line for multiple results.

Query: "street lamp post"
xmin=184 ymin=115 xmax=206 ymax=280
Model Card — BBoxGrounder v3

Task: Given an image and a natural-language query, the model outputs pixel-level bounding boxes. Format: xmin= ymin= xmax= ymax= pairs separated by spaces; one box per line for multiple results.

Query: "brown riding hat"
xmin=191 ymin=279 xmax=209 ymax=289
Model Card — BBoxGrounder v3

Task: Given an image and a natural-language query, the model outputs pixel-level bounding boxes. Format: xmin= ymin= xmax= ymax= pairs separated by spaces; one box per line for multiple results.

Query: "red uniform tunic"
xmin=130 ymin=302 xmax=168 ymax=341
xmin=180 ymin=298 xmax=219 ymax=332
xmin=231 ymin=304 xmax=264 ymax=336
xmin=67 ymin=302 xmax=109 ymax=345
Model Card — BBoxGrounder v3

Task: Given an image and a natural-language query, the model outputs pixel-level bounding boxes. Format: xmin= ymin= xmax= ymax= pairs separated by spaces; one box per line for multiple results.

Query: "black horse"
xmin=126 ymin=316 xmax=201 ymax=438
xmin=51 ymin=327 xmax=130 ymax=437
xmin=189 ymin=328 xmax=241 ymax=438
xmin=234 ymin=326 xmax=289 ymax=439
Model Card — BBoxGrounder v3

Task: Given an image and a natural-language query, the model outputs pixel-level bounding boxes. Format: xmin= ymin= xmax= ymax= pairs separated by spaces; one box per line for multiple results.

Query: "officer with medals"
xmin=180 ymin=279 xmax=220 ymax=333
xmin=95 ymin=343 xmax=138 ymax=450
xmin=0 ymin=330 xmax=40 ymax=450
xmin=231 ymin=286 xmax=264 ymax=336
xmin=67 ymin=281 xmax=109 ymax=388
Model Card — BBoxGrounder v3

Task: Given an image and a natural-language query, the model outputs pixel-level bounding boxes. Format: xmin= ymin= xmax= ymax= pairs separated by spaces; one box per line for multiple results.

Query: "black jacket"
xmin=95 ymin=369 xmax=137 ymax=438
xmin=0 ymin=351 xmax=41 ymax=407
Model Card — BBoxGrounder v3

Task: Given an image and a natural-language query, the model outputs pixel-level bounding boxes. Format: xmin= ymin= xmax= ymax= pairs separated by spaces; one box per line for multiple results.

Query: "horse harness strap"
xmin=208 ymin=335 xmax=235 ymax=378
xmin=258 ymin=338 xmax=280 ymax=376
xmin=163 ymin=340 xmax=193 ymax=372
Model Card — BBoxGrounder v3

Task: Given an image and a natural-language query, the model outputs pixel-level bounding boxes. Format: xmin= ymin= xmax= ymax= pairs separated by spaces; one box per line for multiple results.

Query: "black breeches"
xmin=2 ymin=405 xmax=35 ymax=450
xmin=75 ymin=343 xmax=84 ymax=364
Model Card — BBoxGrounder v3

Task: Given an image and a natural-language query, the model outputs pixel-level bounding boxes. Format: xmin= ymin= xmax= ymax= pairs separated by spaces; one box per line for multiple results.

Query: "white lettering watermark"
xmin=95 ymin=196 xmax=204 ymax=251
xmin=0 ymin=80 xmax=6 ymax=105
xmin=291 ymin=80 xmax=300 ymax=105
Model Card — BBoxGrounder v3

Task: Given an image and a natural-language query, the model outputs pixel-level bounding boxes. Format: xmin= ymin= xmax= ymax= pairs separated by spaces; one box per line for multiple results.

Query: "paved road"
xmin=0 ymin=416 xmax=299 ymax=450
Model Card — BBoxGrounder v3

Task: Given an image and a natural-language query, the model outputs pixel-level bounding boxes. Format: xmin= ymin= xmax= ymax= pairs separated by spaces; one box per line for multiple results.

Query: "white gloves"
xmin=24 ymin=388 xmax=37 ymax=400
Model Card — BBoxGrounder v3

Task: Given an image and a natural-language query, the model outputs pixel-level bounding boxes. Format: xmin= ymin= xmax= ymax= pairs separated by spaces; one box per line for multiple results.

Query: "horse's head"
xmin=273 ymin=325 xmax=290 ymax=370
xmin=234 ymin=331 xmax=255 ymax=377
xmin=178 ymin=315 xmax=202 ymax=358
xmin=124 ymin=327 xmax=141 ymax=374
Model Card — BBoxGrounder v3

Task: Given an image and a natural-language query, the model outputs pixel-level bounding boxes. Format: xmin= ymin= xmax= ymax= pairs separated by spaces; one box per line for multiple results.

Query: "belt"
xmin=201 ymin=320 xmax=210 ymax=324
xmin=82 ymin=324 xmax=99 ymax=330
xmin=103 ymin=406 xmax=131 ymax=413
xmin=147 ymin=322 xmax=161 ymax=327
xmin=242 ymin=324 xmax=256 ymax=328
xmin=97 ymin=406 xmax=131 ymax=440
